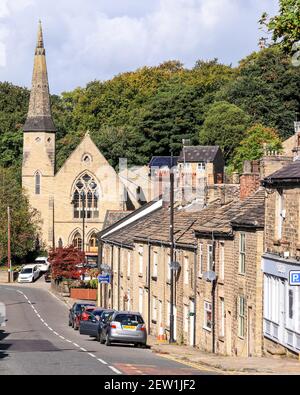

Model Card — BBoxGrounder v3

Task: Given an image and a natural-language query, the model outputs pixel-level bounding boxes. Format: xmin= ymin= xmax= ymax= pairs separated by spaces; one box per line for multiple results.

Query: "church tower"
xmin=22 ymin=21 xmax=56 ymax=248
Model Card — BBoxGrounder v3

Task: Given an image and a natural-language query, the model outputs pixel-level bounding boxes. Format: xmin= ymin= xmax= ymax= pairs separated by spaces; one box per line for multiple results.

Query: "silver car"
xmin=103 ymin=311 xmax=147 ymax=347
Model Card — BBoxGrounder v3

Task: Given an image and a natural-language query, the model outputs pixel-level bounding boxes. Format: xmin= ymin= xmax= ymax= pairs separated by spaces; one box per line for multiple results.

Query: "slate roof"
xmin=178 ymin=146 xmax=221 ymax=163
xmin=263 ymin=160 xmax=300 ymax=186
xmin=101 ymin=191 xmax=265 ymax=249
xmin=195 ymin=189 xmax=265 ymax=235
xmin=102 ymin=210 xmax=132 ymax=230
xmin=149 ymin=156 xmax=179 ymax=168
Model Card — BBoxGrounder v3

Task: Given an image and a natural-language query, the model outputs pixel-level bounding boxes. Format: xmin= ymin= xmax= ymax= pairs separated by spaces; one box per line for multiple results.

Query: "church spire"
xmin=23 ymin=20 xmax=56 ymax=132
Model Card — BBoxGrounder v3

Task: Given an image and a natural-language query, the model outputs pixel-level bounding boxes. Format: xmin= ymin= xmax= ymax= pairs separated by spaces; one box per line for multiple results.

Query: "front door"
xmin=247 ymin=306 xmax=253 ymax=357
xmin=189 ymin=300 xmax=195 ymax=346
xmin=226 ymin=310 xmax=232 ymax=355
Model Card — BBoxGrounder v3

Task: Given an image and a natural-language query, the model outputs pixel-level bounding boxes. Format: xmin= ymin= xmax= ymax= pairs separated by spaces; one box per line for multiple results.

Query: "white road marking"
xmin=53 ymin=331 xmax=59 ymax=336
xmin=73 ymin=343 xmax=80 ymax=348
xmin=80 ymin=347 xmax=87 ymax=352
xmin=88 ymin=353 xmax=96 ymax=358
xmin=97 ymin=358 xmax=108 ymax=365
xmin=109 ymin=366 xmax=122 ymax=375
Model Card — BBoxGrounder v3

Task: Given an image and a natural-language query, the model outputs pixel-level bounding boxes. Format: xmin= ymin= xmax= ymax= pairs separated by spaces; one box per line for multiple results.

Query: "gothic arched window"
xmin=89 ymin=233 xmax=98 ymax=248
xmin=73 ymin=232 xmax=82 ymax=250
xmin=72 ymin=174 xmax=99 ymax=219
xmin=35 ymin=172 xmax=41 ymax=195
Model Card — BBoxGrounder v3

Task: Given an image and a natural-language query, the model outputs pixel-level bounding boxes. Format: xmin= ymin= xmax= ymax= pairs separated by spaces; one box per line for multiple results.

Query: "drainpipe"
xmin=118 ymin=247 xmax=121 ymax=311
xmin=111 ymin=245 xmax=114 ymax=309
xmin=148 ymin=240 xmax=151 ymax=334
xmin=193 ymin=248 xmax=197 ymax=348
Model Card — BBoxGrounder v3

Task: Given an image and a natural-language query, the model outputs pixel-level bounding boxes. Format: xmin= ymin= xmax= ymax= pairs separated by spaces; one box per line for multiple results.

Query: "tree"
xmin=48 ymin=245 xmax=85 ymax=281
xmin=232 ymin=124 xmax=283 ymax=172
xmin=0 ymin=167 xmax=39 ymax=264
xmin=260 ymin=0 xmax=300 ymax=53
xmin=220 ymin=47 xmax=300 ymax=140
xmin=199 ymin=101 xmax=252 ymax=162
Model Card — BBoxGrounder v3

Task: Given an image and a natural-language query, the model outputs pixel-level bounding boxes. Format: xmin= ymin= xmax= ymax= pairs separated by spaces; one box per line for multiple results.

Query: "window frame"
xmin=239 ymin=233 xmax=246 ymax=274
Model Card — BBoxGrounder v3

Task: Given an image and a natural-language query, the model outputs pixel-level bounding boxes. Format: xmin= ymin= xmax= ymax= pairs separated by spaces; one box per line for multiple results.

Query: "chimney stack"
xmin=239 ymin=161 xmax=260 ymax=201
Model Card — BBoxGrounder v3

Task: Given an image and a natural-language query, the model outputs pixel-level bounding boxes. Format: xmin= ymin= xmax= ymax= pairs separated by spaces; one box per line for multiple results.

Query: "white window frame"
xmin=239 ymin=233 xmax=246 ymax=274
xmin=197 ymin=162 xmax=206 ymax=172
xmin=138 ymin=246 xmax=143 ymax=275
xmin=238 ymin=296 xmax=246 ymax=339
xmin=220 ymin=298 xmax=225 ymax=337
xmin=198 ymin=243 xmax=203 ymax=277
xmin=276 ymin=190 xmax=285 ymax=240
xmin=203 ymin=301 xmax=212 ymax=331
xmin=152 ymin=296 xmax=157 ymax=321
xmin=184 ymin=256 xmax=189 ymax=285
xmin=127 ymin=251 xmax=131 ymax=277
xmin=153 ymin=251 xmax=158 ymax=278
xmin=184 ymin=305 xmax=189 ymax=333
xmin=139 ymin=287 xmax=143 ymax=314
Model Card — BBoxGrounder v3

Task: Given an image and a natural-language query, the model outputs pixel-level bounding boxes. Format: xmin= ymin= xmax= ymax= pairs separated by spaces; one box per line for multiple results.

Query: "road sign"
xmin=289 ymin=271 xmax=300 ymax=286
xmin=98 ymin=274 xmax=110 ymax=284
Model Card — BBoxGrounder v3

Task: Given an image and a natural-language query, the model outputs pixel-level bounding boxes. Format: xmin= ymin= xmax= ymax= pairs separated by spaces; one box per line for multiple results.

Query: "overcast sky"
xmin=0 ymin=0 xmax=278 ymax=94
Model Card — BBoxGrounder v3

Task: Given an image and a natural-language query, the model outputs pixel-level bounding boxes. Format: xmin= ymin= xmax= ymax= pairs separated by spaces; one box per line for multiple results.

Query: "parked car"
xmin=80 ymin=309 xmax=115 ymax=341
xmin=18 ymin=264 xmax=40 ymax=283
xmin=34 ymin=257 xmax=50 ymax=272
xmin=78 ymin=306 xmax=97 ymax=322
xmin=68 ymin=302 xmax=96 ymax=330
xmin=44 ymin=269 xmax=51 ymax=283
xmin=100 ymin=311 xmax=147 ymax=347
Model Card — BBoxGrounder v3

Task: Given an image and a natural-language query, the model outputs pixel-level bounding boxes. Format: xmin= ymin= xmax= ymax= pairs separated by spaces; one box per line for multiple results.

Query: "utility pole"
xmin=7 ymin=207 xmax=11 ymax=283
xmin=169 ymin=154 xmax=175 ymax=344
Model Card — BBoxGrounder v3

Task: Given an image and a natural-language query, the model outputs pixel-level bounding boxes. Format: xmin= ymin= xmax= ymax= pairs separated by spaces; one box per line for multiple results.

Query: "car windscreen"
xmin=114 ymin=314 xmax=144 ymax=326
xmin=21 ymin=268 xmax=33 ymax=274
xmin=76 ymin=304 xmax=93 ymax=312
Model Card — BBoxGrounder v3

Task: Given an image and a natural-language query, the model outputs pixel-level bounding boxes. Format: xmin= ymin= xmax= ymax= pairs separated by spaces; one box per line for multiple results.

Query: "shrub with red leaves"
xmin=49 ymin=246 xmax=85 ymax=281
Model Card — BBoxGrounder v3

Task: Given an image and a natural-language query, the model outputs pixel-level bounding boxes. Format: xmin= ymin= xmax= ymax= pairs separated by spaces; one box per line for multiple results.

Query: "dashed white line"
xmin=73 ymin=343 xmax=80 ymax=348
xmin=88 ymin=353 xmax=96 ymax=358
xmin=97 ymin=358 xmax=108 ymax=365
xmin=109 ymin=366 xmax=122 ymax=375
xmin=80 ymin=347 xmax=87 ymax=352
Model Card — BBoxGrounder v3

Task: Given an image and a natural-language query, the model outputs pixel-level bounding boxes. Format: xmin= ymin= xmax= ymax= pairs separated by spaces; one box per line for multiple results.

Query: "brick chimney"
xmin=239 ymin=161 xmax=260 ymax=201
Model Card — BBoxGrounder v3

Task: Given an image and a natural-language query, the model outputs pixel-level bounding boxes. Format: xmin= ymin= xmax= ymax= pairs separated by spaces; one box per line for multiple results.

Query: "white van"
xmin=34 ymin=257 xmax=50 ymax=272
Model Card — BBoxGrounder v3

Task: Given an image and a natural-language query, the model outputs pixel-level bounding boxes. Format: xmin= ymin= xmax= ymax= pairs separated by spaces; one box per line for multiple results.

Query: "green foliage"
xmin=199 ymin=101 xmax=252 ymax=162
xmin=260 ymin=0 xmax=300 ymax=53
xmin=232 ymin=124 xmax=283 ymax=172
xmin=0 ymin=167 xmax=39 ymax=264
xmin=219 ymin=47 xmax=300 ymax=140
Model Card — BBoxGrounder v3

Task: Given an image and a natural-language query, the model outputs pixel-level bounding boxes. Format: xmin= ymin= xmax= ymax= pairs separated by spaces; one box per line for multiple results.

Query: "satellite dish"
xmin=203 ymin=271 xmax=217 ymax=282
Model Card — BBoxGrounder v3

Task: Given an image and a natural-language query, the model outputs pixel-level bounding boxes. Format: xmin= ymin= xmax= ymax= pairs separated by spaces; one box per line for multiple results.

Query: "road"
xmin=0 ymin=282 xmax=215 ymax=375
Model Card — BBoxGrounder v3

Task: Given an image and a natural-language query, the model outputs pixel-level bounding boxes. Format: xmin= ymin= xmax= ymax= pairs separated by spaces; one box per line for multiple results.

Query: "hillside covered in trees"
xmin=0 ymin=46 xmax=299 ymax=173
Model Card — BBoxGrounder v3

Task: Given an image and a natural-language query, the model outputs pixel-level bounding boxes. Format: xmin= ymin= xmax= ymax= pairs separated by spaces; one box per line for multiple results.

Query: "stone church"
xmin=22 ymin=22 xmax=142 ymax=262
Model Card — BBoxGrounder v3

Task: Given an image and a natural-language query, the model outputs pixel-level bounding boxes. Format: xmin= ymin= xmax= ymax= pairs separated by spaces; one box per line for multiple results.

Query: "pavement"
xmin=0 ymin=278 xmax=216 ymax=375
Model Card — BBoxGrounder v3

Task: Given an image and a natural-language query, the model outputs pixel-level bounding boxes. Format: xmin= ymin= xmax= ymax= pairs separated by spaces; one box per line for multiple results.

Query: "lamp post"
xmin=169 ymin=152 xmax=176 ymax=344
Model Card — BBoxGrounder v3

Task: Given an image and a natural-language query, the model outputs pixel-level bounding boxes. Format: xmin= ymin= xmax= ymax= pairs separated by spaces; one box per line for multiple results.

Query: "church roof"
xmin=23 ymin=21 xmax=56 ymax=133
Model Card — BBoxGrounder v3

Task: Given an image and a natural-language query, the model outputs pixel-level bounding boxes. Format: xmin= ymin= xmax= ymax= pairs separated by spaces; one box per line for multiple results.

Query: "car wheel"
xmin=105 ymin=335 xmax=111 ymax=346
xmin=134 ymin=343 xmax=139 ymax=348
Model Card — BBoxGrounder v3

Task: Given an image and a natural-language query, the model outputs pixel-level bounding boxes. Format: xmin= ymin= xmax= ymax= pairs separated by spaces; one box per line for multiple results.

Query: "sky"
xmin=0 ymin=0 xmax=279 ymax=94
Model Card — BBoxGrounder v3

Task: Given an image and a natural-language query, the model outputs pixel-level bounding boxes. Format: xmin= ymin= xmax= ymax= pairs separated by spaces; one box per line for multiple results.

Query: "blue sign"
xmin=98 ymin=274 xmax=110 ymax=284
xmin=289 ymin=271 xmax=300 ymax=286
